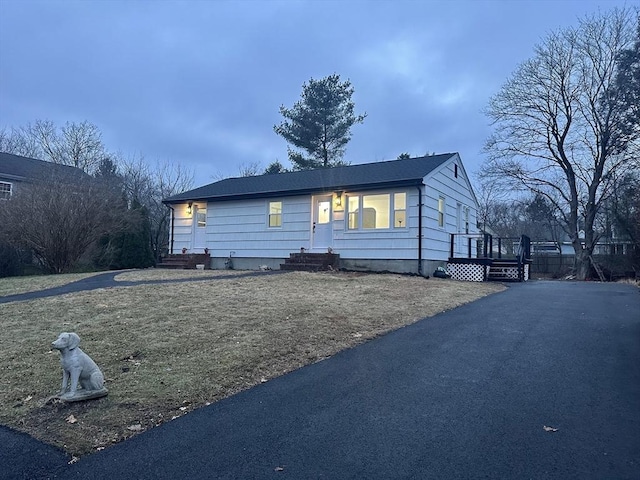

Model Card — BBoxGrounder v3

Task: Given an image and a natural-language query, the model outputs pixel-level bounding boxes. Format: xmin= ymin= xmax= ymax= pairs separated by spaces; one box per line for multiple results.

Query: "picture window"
xmin=346 ymin=192 xmax=407 ymax=230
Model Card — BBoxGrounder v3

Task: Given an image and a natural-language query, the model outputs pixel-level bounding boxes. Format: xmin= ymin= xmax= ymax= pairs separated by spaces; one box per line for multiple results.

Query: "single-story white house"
xmin=163 ymin=153 xmax=479 ymax=275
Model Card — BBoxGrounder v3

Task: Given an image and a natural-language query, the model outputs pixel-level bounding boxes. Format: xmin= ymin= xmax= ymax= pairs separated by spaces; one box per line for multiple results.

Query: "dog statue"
xmin=51 ymin=332 xmax=108 ymax=402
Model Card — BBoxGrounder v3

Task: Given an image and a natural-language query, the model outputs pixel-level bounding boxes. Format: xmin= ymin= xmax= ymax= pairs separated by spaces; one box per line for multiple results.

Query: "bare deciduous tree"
xmin=0 ymin=120 xmax=107 ymax=174
xmin=238 ymin=161 xmax=263 ymax=177
xmin=0 ymin=126 xmax=41 ymax=158
xmin=119 ymin=155 xmax=194 ymax=260
xmin=1 ymin=121 xmax=194 ymax=271
xmin=0 ymin=172 xmax=124 ymax=273
xmin=484 ymin=8 xmax=639 ymax=280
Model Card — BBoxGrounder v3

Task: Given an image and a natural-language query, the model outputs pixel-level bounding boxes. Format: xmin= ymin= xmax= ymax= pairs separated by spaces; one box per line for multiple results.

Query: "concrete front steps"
xmin=280 ymin=252 xmax=339 ymax=272
xmin=157 ymin=254 xmax=211 ymax=269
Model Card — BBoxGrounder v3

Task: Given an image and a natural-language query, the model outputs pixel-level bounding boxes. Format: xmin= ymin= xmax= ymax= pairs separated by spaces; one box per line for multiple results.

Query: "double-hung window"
xmin=348 ymin=196 xmax=359 ymax=230
xmin=268 ymin=201 xmax=282 ymax=227
xmin=394 ymin=193 xmax=406 ymax=228
xmin=438 ymin=196 xmax=446 ymax=227
xmin=0 ymin=181 xmax=11 ymax=199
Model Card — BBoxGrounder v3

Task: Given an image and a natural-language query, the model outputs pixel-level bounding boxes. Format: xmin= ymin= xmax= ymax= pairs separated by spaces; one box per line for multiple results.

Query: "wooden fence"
xmin=530 ymin=253 xmax=637 ymax=279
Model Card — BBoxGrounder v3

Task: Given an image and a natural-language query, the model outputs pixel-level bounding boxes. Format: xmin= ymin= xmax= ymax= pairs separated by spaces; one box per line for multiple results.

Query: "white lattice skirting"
xmin=447 ymin=263 xmax=487 ymax=282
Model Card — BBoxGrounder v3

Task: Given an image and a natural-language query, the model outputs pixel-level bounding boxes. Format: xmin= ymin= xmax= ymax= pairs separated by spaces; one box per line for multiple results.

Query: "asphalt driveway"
xmin=4 ymin=280 xmax=639 ymax=479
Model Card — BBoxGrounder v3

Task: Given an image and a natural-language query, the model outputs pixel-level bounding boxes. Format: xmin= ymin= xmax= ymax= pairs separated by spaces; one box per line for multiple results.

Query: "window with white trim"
xmin=394 ymin=193 xmax=406 ymax=228
xmin=438 ymin=196 xmax=445 ymax=227
xmin=348 ymin=196 xmax=359 ymax=230
xmin=347 ymin=192 xmax=407 ymax=230
xmin=363 ymin=194 xmax=389 ymax=229
xmin=268 ymin=201 xmax=282 ymax=227
xmin=0 ymin=181 xmax=12 ymax=199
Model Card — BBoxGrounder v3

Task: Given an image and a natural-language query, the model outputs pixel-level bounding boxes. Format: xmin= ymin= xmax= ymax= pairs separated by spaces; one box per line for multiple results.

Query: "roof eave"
xmin=163 ymin=178 xmax=424 ymax=204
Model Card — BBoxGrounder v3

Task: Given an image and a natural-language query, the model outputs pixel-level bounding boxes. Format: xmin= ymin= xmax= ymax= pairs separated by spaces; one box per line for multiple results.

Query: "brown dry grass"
xmin=0 ymin=272 xmax=102 ymax=296
xmin=113 ymin=268 xmax=242 ymax=282
xmin=0 ymin=270 xmax=505 ymax=457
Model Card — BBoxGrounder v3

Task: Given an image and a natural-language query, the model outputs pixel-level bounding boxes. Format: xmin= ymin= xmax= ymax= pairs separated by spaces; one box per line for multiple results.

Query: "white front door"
xmin=192 ymin=205 xmax=207 ymax=250
xmin=312 ymin=195 xmax=332 ymax=250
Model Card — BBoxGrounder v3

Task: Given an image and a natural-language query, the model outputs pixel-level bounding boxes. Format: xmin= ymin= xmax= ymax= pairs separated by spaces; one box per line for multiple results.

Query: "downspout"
xmin=417 ymin=185 xmax=423 ymax=276
xmin=167 ymin=204 xmax=175 ymax=255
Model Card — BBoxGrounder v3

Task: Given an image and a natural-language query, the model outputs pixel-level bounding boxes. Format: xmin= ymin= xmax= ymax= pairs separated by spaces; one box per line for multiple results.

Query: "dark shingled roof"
xmin=0 ymin=152 xmax=85 ymax=181
xmin=164 ymin=153 xmax=457 ymax=203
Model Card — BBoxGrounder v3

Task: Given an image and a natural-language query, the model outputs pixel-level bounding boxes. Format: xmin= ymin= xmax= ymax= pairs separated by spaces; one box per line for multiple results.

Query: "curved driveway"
xmin=3 ymin=280 xmax=639 ymax=479
xmin=0 ymin=270 xmax=282 ymax=304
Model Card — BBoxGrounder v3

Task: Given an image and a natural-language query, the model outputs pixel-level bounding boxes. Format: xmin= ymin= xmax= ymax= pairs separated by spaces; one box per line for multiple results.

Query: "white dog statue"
xmin=51 ymin=332 xmax=108 ymax=401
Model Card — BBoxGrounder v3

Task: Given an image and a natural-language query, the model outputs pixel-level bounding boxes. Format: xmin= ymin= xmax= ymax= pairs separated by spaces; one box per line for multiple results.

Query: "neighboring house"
xmin=163 ymin=153 xmax=479 ymax=275
xmin=0 ymin=152 xmax=84 ymax=197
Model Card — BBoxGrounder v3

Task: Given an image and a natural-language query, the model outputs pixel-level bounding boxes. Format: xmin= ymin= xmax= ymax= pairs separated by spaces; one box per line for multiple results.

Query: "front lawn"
xmin=0 ymin=270 xmax=505 ymax=457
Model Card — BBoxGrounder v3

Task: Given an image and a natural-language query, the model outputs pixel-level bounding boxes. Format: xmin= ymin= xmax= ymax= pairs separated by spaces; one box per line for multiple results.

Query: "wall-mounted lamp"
xmin=334 ymin=191 xmax=344 ymax=209
xmin=187 ymin=202 xmax=193 ymax=215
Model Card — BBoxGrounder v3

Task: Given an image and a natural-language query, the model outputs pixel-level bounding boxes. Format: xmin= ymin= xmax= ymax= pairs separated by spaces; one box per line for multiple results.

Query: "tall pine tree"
xmin=274 ymin=74 xmax=366 ymax=170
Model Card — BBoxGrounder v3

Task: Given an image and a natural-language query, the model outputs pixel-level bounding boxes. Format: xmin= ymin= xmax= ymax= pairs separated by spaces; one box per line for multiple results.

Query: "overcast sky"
xmin=0 ymin=0 xmax=632 ymax=188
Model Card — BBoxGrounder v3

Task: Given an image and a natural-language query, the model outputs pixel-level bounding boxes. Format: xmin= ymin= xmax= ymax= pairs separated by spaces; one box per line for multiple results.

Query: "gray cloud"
xmin=0 ymin=0 xmax=628 ymax=186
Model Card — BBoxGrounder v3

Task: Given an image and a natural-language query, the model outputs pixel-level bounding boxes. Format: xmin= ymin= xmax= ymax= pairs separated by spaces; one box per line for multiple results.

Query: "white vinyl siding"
xmin=421 ymin=154 xmax=479 ymax=260
xmin=195 ymin=196 xmax=310 ymax=258
xmin=168 ymin=153 xmax=480 ymax=265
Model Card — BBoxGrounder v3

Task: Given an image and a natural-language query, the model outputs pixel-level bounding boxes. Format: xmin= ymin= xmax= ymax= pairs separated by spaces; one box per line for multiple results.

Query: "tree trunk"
xmin=575 ymin=248 xmax=592 ymax=280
